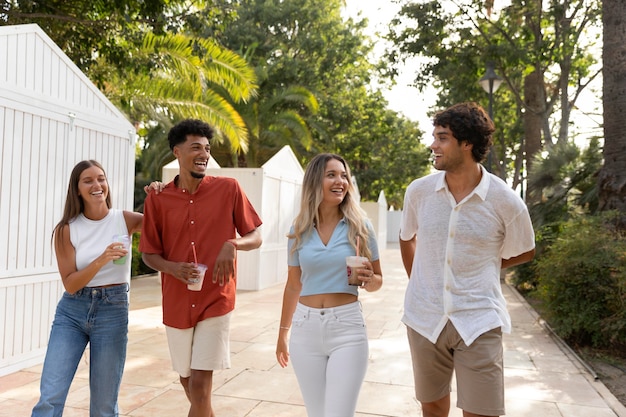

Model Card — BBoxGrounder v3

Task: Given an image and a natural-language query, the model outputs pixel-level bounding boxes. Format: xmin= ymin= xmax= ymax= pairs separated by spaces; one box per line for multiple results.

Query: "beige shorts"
xmin=406 ymin=321 xmax=504 ymax=416
xmin=165 ymin=312 xmax=232 ymax=378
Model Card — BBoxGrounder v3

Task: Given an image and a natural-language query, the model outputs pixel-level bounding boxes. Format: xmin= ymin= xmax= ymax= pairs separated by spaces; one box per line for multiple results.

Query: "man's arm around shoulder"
xmin=230 ymin=228 xmax=262 ymax=251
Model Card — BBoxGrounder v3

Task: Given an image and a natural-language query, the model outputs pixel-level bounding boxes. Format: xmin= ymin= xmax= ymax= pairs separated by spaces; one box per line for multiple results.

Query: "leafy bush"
xmin=535 ymin=212 xmax=626 ymax=352
xmin=512 ymin=139 xmax=602 ymax=292
xmin=131 ymin=232 xmax=156 ymax=277
xmin=511 ymin=223 xmax=559 ymax=292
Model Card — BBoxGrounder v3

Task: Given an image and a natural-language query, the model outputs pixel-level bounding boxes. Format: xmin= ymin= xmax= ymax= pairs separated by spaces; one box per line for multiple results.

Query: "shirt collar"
xmin=473 ymin=165 xmax=491 ymax=201
xmin=434 ymin=165 xmax=491 ymax=201
xmin=171 ymin=175 xmax=211 ymax=193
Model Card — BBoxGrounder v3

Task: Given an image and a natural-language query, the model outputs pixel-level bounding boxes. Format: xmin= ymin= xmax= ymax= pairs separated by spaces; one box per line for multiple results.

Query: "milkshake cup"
xmin=346 ymin=256 xmax=368 ymax=286
xmin=188 ymin=263 xmax=208 ymax=291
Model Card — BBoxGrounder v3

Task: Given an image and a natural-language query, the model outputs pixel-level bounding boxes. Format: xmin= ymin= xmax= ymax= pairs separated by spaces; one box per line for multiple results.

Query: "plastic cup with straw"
xmin=346 ymin=235 xmax=368 ymax=286
xmin=188 ymin=243 xmax=207 ymax=291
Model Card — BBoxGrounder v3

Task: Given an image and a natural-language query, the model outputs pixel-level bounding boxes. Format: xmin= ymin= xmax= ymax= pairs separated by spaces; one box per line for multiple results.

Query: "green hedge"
xmin=131 ymin=232 xmax=157 ymax=277
xmin=535 ymin=212 xmax=626 ymax=352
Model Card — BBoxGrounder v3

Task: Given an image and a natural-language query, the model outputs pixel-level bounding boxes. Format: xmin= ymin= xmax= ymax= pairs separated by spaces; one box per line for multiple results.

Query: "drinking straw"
xmin=192 ymin=243 xmax=198 ymax=265
xmin=356 ymin=236 xmax=360 ymax=257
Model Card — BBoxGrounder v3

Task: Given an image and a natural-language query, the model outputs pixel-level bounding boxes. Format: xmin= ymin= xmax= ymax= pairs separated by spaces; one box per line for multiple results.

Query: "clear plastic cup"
xmin=112 ymin=235 xmax=131 ymax=265
xmin=187 ymin=263 xmax=208 ymax=291
xmin=346 ymin=256 xmax=368 ymax=286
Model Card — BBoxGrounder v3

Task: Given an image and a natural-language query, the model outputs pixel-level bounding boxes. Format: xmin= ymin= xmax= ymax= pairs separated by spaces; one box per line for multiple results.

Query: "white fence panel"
xmin=0 ymin=24 xmax=136 ymax=377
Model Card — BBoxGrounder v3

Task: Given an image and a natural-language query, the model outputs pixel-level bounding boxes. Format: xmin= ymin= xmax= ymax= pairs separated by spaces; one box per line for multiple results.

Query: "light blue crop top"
xmin=288 ymin=218 xmax=379 ymax=296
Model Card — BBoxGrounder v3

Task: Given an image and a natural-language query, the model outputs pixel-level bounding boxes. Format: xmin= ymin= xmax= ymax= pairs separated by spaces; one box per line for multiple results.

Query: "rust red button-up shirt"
xmin=140 ymin=175 xmax=262 ymax=329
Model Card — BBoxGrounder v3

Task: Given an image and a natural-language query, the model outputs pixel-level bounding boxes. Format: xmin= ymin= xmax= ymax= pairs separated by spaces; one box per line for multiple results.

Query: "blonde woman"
xmin=276 ymin=153 xmax=383 ymax=417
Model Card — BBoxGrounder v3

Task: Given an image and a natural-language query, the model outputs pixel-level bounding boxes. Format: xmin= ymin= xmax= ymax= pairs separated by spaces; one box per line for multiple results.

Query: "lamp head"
xmin=478 ymin=62 xmax=503 ymax=93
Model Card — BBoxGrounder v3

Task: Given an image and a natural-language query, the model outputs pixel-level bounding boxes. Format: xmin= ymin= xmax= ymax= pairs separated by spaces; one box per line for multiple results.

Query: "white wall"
xmin=0 ymin=24 xmax=136 ymax=376
xmin=387 ymin=210 xmax=402 ymax=243
xmin=361 ymin=191 xmax=388 ymax=251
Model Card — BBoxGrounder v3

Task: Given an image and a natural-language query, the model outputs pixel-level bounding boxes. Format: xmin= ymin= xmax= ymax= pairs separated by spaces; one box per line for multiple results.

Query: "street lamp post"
xmin=478 ymin=61 xmax=503 ymax=173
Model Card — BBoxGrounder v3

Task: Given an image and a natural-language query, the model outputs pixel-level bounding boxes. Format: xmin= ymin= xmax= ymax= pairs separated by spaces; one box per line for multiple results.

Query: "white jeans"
xmin=290 ymin=301 xmax=369 ymax=417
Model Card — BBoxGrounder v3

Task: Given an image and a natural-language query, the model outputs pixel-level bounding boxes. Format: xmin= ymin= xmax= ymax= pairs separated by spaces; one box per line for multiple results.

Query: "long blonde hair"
xmin=289 ymin=153 xmax=372 ymax=259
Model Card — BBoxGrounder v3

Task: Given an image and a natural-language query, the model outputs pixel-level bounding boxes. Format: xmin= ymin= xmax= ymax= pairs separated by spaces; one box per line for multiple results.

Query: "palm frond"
xmin=196 ymin=37 xmax=258 ymax=103
xmin=271 ymin=110 xmax=312 ymax=150
xmin=126 ymin=32 xmax=257 ymax=152
xmin=264 ymin=86 xmax=319 ymax=114
xmin=143 ymin=32 xmax=203 ymax=86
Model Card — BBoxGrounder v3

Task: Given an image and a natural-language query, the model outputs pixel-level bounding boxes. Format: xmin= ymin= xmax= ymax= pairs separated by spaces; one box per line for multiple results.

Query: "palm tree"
xmin=527 ymin=139 xmax=602 ymax=229
xmin=232 ymin=82 xmax=320 ymax=167
xmin=131 ymin=32 xmax=256 ymax=149
xmin=105 ymin=33 xmax=256 ymax=142
xmin=103 ymin=31 xmax=257 ymax=181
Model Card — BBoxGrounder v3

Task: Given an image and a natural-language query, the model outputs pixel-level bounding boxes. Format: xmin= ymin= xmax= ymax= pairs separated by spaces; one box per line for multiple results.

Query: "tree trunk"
xmin=523 ymin=69 xmax=545 ymax=204
xmin=598 ymin=0 xmax=626 ymax=224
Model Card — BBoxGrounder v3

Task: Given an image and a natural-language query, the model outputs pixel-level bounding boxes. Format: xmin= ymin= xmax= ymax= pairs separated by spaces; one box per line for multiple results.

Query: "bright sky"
xmin=342 ymin=0 xmax=603 ymax=147
xmin=343 ymin=0 xmax=438 ymax=141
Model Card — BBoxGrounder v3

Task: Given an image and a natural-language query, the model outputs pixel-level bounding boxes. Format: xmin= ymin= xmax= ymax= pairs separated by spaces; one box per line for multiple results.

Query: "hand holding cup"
xmin=346 ymin=255 xmax=369 ymax=286
xmin=187 ymin=263 xmax=208 ymax=291
xmin=111 ymin=235 xmax=130 ymax=265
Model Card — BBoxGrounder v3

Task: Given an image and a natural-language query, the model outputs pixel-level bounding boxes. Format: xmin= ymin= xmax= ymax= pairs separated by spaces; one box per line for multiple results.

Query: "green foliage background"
xmin=535 ymin=213 xmax=626 ymax=352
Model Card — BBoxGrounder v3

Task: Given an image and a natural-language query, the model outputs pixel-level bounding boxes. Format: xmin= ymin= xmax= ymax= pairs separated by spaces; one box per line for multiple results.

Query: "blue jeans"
xmin=289 ymin=301 xmax=369 ymax=417
xmin=31 ymin=284 xmax=129 ymax=417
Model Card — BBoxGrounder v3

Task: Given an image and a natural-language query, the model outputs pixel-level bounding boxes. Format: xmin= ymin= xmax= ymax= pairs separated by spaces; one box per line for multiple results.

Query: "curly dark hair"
xmin=167 ymin=119 xmax=215 ymax=150
xmin=432 ymin=102 xmax=495 ymax=163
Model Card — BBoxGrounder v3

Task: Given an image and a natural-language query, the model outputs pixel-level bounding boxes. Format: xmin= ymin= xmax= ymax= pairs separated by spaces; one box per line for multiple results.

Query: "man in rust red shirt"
xmin=140 ymin=119 xmax=262 ymax=417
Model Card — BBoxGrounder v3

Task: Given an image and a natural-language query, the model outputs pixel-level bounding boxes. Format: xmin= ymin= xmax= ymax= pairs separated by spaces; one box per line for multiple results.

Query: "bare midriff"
xmin=299 ymin=293 xmax=358 ymax=308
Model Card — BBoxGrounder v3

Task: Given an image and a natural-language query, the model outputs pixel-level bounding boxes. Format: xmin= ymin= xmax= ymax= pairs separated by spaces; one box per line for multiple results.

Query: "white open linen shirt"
xmin=399 ymin=166 xmax=535 ymax=346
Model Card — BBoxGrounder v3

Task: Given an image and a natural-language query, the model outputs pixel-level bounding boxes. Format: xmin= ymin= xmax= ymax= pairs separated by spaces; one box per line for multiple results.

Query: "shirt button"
xmin=192 ymin=304 xmax=196 ymax=308
xmin=445 ymin=285 xmax=450 ymax=291
xmin=190 ymin=200 xmax=194 ymax=204
xmin=191 ymin=220 xmax=195 ymax=225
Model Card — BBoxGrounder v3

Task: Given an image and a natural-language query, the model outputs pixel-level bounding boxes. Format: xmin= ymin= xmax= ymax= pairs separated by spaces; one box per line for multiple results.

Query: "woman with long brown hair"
xmin=32 ymin=160 xmax=142 ymax=417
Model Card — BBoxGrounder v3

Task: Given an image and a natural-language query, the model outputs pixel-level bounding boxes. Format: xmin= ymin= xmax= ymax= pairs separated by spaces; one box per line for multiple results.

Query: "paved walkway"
xmin=1 ymin=244 xmax=625 ymax=416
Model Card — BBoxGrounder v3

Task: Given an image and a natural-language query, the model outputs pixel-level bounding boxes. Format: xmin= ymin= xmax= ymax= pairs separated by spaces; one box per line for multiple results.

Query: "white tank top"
xmin=69 ymin=209 xmax=131 ymax=287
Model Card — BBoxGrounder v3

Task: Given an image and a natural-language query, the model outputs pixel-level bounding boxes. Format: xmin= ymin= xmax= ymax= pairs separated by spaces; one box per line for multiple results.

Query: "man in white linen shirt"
xmin=399 ymin=102 xmax=535 ymax=417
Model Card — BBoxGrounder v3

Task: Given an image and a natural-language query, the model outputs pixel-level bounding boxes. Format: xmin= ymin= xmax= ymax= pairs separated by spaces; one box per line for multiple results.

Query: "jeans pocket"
xmin=335 ymin=311 xmax=365 ymax=328
xmin=291 ymin=313 xmax=308 ymax=328
xmin=63 ymin=291 xmax=79 ymax=299
xmin=105 ymin=292 xmax=129 ymax=306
